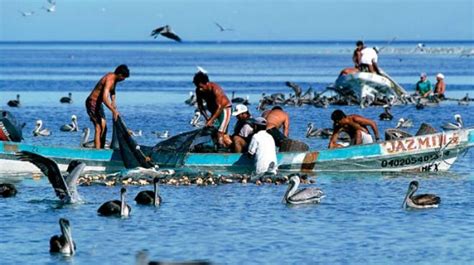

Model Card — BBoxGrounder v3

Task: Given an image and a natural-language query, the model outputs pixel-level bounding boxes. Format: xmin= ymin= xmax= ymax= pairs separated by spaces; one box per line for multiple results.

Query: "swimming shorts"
xmin=214 ymin=106 xmax=231 ymax=133
xmin=85 ymin=99 xmax=105 ymax=124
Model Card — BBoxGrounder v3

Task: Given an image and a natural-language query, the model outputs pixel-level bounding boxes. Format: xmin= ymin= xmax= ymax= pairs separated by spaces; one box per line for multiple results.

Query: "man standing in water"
xmin=193 ymin=69 xmax=232 ymax=146
xmin=85 ymin=64 xmax=129 ymax=149
xmin=328 ymin=109 xmax=380 ymax=149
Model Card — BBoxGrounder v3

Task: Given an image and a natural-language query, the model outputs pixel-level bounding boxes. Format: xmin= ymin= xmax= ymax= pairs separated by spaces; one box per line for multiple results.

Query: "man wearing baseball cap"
xmin=231 ymin=104 xmax=254 ymax=153
xmin=415 ymin=72 xmax=433 ymax=98
xmin=248 ymin=117 xmax=277 ymax=175
xmin=434 ymin=73 xmax=446 ymax=100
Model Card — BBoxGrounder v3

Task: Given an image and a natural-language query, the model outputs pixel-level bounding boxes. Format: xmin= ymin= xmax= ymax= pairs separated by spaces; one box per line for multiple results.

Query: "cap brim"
xmin=232 ymin=111 xmax=243 ymax=116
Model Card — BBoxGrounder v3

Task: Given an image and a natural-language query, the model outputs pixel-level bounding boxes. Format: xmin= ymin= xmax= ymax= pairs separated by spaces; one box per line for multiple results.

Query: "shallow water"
xmin=1 ymin=41 xmax=474 ymax=264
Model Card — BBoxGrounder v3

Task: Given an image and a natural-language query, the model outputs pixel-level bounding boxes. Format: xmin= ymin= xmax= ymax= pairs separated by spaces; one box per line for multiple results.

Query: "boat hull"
xmin=0 ymin=129 xmax=473 ymax=175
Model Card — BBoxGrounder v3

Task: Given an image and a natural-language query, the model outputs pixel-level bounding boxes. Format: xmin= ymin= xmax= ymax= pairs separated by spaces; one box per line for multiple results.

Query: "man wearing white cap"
xmin=248 ymin=117 xmax=277 ymax=175
xmin=231 ymin=104 xmax=254 ymax=153
xmin=415 ymin=72 xmax=433 ymax=98
xmin=434 ymin=73 xmax=446 ymax=100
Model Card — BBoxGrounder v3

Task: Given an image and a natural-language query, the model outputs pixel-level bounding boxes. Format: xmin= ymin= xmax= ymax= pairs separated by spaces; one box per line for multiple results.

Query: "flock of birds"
xmin=0 ymin=149 xmax=442 ymax=256
xmin=18 ymin=0 xmax=56 ymax=16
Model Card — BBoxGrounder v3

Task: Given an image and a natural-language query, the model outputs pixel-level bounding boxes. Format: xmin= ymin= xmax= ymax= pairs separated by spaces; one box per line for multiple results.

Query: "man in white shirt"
xmin=248 ymin=117 xmax=277 ymax=175
xmin=360 ymin=46 xmax=381 ymax=75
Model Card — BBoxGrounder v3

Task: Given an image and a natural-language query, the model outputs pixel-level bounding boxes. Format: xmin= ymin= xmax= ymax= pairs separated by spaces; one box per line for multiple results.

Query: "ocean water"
xmin=1 ymin=41 xmax=474 ymax=264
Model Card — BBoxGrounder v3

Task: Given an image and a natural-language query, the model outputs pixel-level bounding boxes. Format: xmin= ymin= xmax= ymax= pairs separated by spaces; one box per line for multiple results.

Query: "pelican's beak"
xmin=59 ymin=218 xmax=75 ymax=255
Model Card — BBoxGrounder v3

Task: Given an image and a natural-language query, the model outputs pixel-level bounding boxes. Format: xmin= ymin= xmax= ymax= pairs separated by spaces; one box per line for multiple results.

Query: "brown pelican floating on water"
xmin=231 ymin=92 xmax=250 ymax=105
xmin=150 ymin=25 xmax=182 ymax=42
xmin=441 ymin=114 xmax=463 ymax=130
xmin=458 ymin=93 xmax=470 ymax=106
xmin=50 ymin=218 xmax=76 ymax=255
xmin=0 ymin=183 xmax=17 ymax=197
xmin=396 ymin=118 xmax=413 ymax=129
xmin=185 ymin=91 xmax=197 ymax=106
xmin=379 ymin=105 xmax=393 ymax=121
xmin=135 ymin=177 xmax=162 ymax=206
xmin=283 ymin=175 xmax=325 ymax=205
xmin=60 ymin=92 xmax=72 ymax=104
xmin=60 ymin=115 xmax=78 ymax=132
xmin=98 ymin=187 xmax=131 ymax=217
xmin=7 ymin=94 xmax=21 ymax=107
xmin=33 ymin=120 xmax=51 ymax=136
xmin=152 ymin=130 xmax=169 ymax=138
xmin=402 ymin=180 xmax=440 ymax=209
xmin=306 ymin=123 xmax=332 ymax=138
xmin=16 ymin=151 xmax=85 ymax=203
xmin=190 ymin=109 xmax=204 ymax=127
xmin=135 ymin=250 xmax=212 ymax=265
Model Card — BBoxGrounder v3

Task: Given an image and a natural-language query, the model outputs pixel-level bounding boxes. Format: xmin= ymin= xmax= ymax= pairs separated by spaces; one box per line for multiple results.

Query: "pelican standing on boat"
xmin=98 ymin=187 xmax=131 ymax=217
xmin=33 ymin=120 xmax=51 ymax=136
xmin=0 ymin=183 xmax=17 ymax=197
xmin=135 ymin=177 xmax=162 ymax=206
xmin=7 ymin=94 xmax=21 ymax=107
xmin=16 ymin=151 xmax=85 ymax=203
xmin=60 ymin=115 xmax=79 ymax=132
xmin=402 ymin=180 xmax=440 ymax=209
xmin=50 ymin=218 xmax=76 ymax=255
xmin=60 ymin=92 xmax=73 ymax=104
xmin=396 ymin=118 xmax=413 ymax=129
xmin=283 ymin=175 xmax=325 ymax=205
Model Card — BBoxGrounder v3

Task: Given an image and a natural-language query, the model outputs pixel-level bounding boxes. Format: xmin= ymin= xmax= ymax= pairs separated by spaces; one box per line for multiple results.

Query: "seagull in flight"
xmin=43 ymin=0 xmax=56 ymax=13
xmin=150 ymin=25 xmax=182 ymax=42
xmin=19 ymin=10 xmax=35 ymax=16
xmin=214 ymin=22 xmax=234 ymax=32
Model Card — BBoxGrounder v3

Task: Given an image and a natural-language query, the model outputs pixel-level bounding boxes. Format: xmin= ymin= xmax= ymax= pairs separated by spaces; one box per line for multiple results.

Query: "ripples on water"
xmin=0 ymin=41 xmax=473 ymax=264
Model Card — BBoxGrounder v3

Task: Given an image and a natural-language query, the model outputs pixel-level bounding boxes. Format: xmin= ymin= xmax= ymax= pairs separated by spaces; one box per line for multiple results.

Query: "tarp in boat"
xmin=0 ymin=110 xmax=24 ymax=142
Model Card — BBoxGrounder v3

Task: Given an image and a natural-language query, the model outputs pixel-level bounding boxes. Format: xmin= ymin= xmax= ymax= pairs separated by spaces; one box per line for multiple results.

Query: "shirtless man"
xmin=328 ymin=109 xmax=380 ymax=149
xmin=193 ymin=70 xmax=232 ymax=146
xmin=262 ymin=106 xmax=289 ymax=147
xmin=85 ymin=64 xmax=129 ymax=149
xmin=434 ymin=73 xmax=446 ymax=100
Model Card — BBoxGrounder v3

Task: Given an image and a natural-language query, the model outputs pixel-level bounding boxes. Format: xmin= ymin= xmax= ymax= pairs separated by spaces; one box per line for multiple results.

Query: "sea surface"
xmin=0 ymin=41 xmax=473 ymax=264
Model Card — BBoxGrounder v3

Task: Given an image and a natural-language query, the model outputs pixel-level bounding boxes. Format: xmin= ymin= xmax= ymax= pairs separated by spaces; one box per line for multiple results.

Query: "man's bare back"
xmin=196 ymin=82 xmax=231 ymax=117
xmin=262 ymin=107 xmax=289 ymax=137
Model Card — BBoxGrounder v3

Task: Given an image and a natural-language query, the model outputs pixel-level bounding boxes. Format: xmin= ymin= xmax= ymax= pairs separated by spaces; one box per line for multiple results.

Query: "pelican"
xmin=441 ymin=114 xmax=463 ymax=130
xmin=458 ymin=93 xmax=470 ymax=106
xmin=60 ymin=92 xmax=72 ymax=104
xmin=185 ymin=91 xmax=196 ymax=105
xmin=152 ymin=130 xmax=169 ymax=138
xmin=42 ymin=0 xmax=56 ymax=12
xmin=305 ymin=123 xmax=332 ymax=138
xmin=80 ymin=128 xmax=110 ymax=148
xmin=60 ymin=115 xmax=79 ymax=132
xmin=379 ymin=105 xmax=393 ymax=121
xmin=231 ymin=92 xmax=250 ymax=105
xmin=7 ymin=94 xmax=21 ymax=107
xmin=214 ymin=22 xmax=234 ymax=32
xmin=33 ymin=120 xmax=51 ymax=136
xmin=135 ymin=250 xmax=212 ymax=265
xmin=98 ymin=187 xmax=131 ymax=217
xmin=150 ymin=25 xmax=182 ymax=42
xmin=283 ymin=175 xmax=325 ymax=205
xmin=134 ymin=177 xmax=162 ymax=206
xmin=50 ymin=218 xmax=76 ymax=255
xmin=190 ymin=110 xmax=204 ymax=127
xmin=396 ymin=118 xmax=413 ymax=129
xmin=415 ymin=98 xmax=425 ymax=110
xmin=0 ymin=183 xmax=17 ymax=197
xmin=16 ymin=151 xmax=85 ymax=203
xmin=128 ymin=129 xmax=142 ymax=137
xmin=402 ymin=180 xmax=440 ymax=209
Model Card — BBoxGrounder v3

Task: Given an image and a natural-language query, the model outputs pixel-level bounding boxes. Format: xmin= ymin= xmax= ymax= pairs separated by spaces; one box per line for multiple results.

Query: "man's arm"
xmin=372 ymin=60 xmax=381 ymax=75
xmin=353 ymin=116 xmax=380 ymax=141
xmin=206 ymin=104 xmax=224 ymax=127
xmin=102 ymin=76 xmax=119 ymax=120
xmin=328 ymin=126 xmax=342 ymax=149
xmin=283 ymin=115 xmax=289 ymax=137
xmin=247 ymin=137 xmax=257 ymax=157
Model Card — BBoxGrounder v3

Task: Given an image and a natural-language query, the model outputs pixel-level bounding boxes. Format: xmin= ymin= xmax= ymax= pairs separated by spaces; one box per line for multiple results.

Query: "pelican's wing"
xmin=16 ymin=151 xmax=69 ymax=200
xmin=290 ymin=188 xmax=324 ymax=202
xmin=65 ymin=160 xmax=86 ymax=202
xmin=161 ymin=31 xmax=182 ymax=42
xmin=214 ymin=22 xmax=225 ymax=31
xmin=150 ymin=26 xmax=165 ymax=38
xmin=412 ymin=194 xmax=440 ymax=206
xmin=285 ymin=82 xmax=302 ymax=97
xmin=48 ymin=0 xmax=56 ymax=5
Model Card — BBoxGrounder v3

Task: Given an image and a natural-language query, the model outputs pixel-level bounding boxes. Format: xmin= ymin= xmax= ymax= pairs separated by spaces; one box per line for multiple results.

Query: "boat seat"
xmin=415 ymin=123 xmax=437 ymax=136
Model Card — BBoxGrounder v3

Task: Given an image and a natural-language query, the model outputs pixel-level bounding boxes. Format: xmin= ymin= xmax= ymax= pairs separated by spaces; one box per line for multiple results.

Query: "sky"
xmin=0 ymin=0 xmax=472 ymax=41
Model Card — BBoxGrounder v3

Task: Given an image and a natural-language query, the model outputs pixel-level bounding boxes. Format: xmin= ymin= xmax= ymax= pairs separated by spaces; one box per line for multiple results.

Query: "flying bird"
xmin=19 ymin=11 xmax=35 ymax=16
xmin=214 ymin=22 xmax=234 ymax=32
xmin=16 ymin=151 xmax=85 ymax=204
xmin=150 ymin=25 xmax=182 ymax=42
xmin=43 ymin=0 xmax=56 ymax=12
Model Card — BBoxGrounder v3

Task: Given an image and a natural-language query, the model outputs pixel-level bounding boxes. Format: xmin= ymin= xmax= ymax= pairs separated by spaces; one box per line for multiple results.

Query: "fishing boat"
xmin=333 ymin=69 xmax=408 ymax=101
xmin=1 ymin=126 xmax=473 ymax=175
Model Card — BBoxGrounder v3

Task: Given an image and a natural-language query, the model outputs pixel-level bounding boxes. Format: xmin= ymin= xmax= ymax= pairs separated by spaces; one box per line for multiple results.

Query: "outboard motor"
xmin=0 ymin=110 xmax=24 ymax=142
